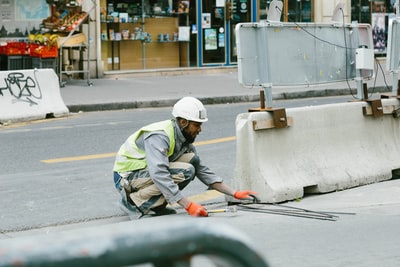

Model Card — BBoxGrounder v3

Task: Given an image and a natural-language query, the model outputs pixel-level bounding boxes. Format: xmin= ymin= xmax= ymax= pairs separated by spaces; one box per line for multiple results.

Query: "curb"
xmin=66 ymin=86 xmax=393 ymax=113
xmin=67 ymin=95 xmax=260 ymax=112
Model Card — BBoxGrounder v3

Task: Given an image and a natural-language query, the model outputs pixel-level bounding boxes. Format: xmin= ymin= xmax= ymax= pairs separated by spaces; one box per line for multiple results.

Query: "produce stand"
xmin=57 ymin=11 xmax=93 ymax=87
xmin=42 ymin=0 xmax=96 ymax=87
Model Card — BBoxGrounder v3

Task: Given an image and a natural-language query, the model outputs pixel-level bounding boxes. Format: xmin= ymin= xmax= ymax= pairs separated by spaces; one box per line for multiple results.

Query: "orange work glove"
xmin=185 ymin=201 xmax=208 ymax=217
xmin=233 ymin=190 xmax=257 ymax=200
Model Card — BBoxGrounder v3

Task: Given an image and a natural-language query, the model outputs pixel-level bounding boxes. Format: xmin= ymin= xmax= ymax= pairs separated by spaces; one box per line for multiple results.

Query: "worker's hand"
xmin=185 ymin=201 xmax=208 ymax=217
xmin=233 ymin=190 xmax=258 ymax=200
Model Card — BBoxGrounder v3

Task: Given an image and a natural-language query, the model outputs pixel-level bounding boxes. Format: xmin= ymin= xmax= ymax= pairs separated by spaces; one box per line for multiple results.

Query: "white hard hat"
xmin=172 ymin=97 xmax=208 ymax=122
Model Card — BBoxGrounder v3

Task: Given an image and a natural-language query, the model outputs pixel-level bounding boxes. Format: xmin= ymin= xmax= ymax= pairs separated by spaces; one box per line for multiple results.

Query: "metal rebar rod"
xmin=237 ymin=205 xmax=338 ymax=221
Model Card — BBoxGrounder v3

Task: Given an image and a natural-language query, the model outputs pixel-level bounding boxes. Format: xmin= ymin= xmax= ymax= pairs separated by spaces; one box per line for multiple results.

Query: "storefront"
xmin=0 ymin=0 xmax=397 ymax=77
xmin=99 ymin=0 xmax=318 ymax=71
xmin=99 ymin=0 xmax=253 ymax=71
xmin=351 ymin=0 xmax=397 ymax=53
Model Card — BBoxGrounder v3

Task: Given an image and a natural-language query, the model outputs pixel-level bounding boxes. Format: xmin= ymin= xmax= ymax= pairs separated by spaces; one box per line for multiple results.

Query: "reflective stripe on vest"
xmin=113 ymin=120 xmax=176 ymax=172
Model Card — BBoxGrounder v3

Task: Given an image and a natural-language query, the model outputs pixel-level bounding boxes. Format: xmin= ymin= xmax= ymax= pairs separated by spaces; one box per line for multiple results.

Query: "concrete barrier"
xmin=0 ymin=69 xmax=69 ymax=123
xmin=233 ymin=99 xmax=400 ymax=203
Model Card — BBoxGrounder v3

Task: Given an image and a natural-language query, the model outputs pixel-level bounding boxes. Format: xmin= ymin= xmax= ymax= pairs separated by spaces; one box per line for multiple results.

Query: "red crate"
xmin=29 ymin=44 xmax=58 ymax=58
xmin=0 ymin=44 xmax=5 ymax=55
xmin=20 ymin=42 xmax=29 ymax=55
xmin=0 ymin=42 xmax=28 ymax=55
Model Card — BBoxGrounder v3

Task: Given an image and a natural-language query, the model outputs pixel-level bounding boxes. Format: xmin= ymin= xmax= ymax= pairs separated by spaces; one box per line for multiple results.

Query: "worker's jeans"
xmin=115 ymin=152 xmax=198 ymax=214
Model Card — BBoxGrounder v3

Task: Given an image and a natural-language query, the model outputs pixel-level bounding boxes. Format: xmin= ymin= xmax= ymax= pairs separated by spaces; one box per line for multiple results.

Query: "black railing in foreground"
xmin=0 ymin=218 xmax=269 ymax=267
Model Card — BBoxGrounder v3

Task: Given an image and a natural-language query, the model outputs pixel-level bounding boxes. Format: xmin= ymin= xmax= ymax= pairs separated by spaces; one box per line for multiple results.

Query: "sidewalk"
xmin=59 ymin=66 xmax=396 ymax=112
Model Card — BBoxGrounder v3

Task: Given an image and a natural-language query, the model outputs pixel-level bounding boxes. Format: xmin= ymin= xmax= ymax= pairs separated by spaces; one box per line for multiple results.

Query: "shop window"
xmin=285 ymin=0 xmax=313 ymax=22
xmin=351 ymin=0 xmax=371 ymax=23
xmin=351 ymin=0 xmax=396 ymax=24
xmin=101 ymin=0 xmax=191 ymax=70
xmin=351 ymin=0 xmax=397 ymax=53
xmin=259 ymin=0 xmax=313 ymax=22
xmin=259 ymin=0 xmax=270 ymax=20
xmin=105 ymin=0 xmax=189 ymax=18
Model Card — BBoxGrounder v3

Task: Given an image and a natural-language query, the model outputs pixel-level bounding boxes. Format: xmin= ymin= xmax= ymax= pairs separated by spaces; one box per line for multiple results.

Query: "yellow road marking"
xmin=194 ymin=136 xmax=236 ymax=146
xmin=41 ymin=136 xmax=236 ymax=164
xmin=0 ymin=117 xmax=67 ymax=130
xmin=41 ymin=153 xmax=117 ymax=163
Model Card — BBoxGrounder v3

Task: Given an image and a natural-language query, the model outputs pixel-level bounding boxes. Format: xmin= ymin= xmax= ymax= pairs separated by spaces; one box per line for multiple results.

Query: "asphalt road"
xmin=1 ymin=96 xmax=400 ymax=267
xmin=1 ymin=97 xmax=353 ymax=232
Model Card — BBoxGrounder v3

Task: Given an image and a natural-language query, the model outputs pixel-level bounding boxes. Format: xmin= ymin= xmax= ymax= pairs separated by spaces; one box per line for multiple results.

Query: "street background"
xmin=1 ymin=65 xmax=400 ymax=266
xmin=60 ymin=64 xmax=394 ymax=112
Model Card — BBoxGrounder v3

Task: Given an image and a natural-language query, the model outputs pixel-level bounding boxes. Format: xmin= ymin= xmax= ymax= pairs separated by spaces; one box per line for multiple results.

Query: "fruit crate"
xmin=29 ymin=44 xmax=58 ymax=58
xmin=0 ymin=42 xmax=29 ymax=56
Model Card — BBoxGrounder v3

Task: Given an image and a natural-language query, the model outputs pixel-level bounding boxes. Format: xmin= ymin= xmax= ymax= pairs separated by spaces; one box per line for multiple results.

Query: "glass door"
xmin=201 ymin=0 xmax=226 ymax=64
xmin=229 ymin=0 xmax=251 ymax=63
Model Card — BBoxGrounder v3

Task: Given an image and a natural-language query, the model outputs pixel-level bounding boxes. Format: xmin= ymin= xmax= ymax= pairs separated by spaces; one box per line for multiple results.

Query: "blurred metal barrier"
xmin=0 ymin=218 xmax=269 ymax=267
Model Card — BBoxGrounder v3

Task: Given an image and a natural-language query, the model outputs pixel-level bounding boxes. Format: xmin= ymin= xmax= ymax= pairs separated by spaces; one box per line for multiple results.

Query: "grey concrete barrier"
xmin=233 ymin=98 xmax=400 ymax=203
xmin=0 ymin=218 xmax=269 ymax=267
xmin=0 ymin=69 xmax=69 ymax=123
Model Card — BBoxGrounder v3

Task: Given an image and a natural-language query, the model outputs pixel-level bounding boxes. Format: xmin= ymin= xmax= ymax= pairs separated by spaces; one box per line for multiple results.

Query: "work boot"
xmin=151 ymin=203 xmax=177 ymax=216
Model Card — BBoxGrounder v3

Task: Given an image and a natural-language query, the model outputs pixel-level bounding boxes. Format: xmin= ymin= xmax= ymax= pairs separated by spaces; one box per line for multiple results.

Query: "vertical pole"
xmin=397 ymin=0 xmax=399 ymax=17
xmin=392 ymin=71 xmax=399 ymax=96
xmin=87 ymin=13 xmax=91 ymax=85
xmin=393 ymin=0 xmax=399 ymax=96
xmin=363 ymin=83 xmax=368 ymax=100
xmin=262 ymin=84 xmax=273 ymax=108
xmin=59 ymin=45 xmax=63 ymax=86
xmin=398 ymin=80 xmax=400 ymax=95
xmin=352 ymin=21 xmax=364 ymax=100
xmin=355 ymin=75 xmax=364 ymax=99
xmin=259 ymin=89 xmax=265 ymax=109
xmin=142 ymin=0 xmax=146 ymax=69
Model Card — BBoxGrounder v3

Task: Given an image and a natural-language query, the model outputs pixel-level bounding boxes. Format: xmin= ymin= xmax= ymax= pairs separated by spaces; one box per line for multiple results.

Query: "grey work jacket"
xmin=135 ymin=120 xmax=223 ymax=204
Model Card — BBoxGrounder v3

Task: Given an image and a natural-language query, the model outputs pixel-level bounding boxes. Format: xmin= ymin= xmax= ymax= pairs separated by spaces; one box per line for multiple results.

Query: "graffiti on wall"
xmin=0 ymin=71 xmax=42 ymax=105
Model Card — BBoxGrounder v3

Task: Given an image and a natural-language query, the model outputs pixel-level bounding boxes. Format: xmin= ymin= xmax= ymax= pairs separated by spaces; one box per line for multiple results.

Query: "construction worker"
xmin=113 ymin=96 xmax=256 ymax=219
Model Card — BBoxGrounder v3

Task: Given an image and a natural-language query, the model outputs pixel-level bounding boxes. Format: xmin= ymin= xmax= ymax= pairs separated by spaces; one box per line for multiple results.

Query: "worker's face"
xmin=181 ymin=120 xmax=202 ymax=143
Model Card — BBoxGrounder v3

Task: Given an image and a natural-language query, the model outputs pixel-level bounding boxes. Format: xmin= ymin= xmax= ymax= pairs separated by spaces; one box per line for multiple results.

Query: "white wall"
xmin=314 ymin=0 xmax=351 ymax=23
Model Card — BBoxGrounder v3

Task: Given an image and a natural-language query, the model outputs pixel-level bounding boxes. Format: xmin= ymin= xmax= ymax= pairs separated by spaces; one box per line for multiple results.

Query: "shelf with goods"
xmin=100 ymin=0 xmax=190 ymax=70
xmin=40 ymin=0 xmax=96 ymax=87
xmin=58 ymin=11 xmax=92 ymax=87
xmin=101 ymin=19 xmax=147 ymax=70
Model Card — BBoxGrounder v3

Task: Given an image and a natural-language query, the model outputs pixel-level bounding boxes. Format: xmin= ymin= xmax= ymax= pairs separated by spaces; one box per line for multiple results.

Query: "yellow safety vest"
xmin=113 ymin=120 xmax=176 ymax=172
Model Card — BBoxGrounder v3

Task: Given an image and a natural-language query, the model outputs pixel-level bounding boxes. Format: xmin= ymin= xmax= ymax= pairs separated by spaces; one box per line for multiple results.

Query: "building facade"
xmin=0 ymin=0 xmax=397 ymax=78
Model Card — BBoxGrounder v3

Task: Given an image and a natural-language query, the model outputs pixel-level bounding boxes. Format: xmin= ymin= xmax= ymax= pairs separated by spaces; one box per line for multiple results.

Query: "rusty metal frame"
xmin=248 ymin=90 xmax=292 ymax=130
xmin=363 ymin=99 xmax=384 ymax=117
